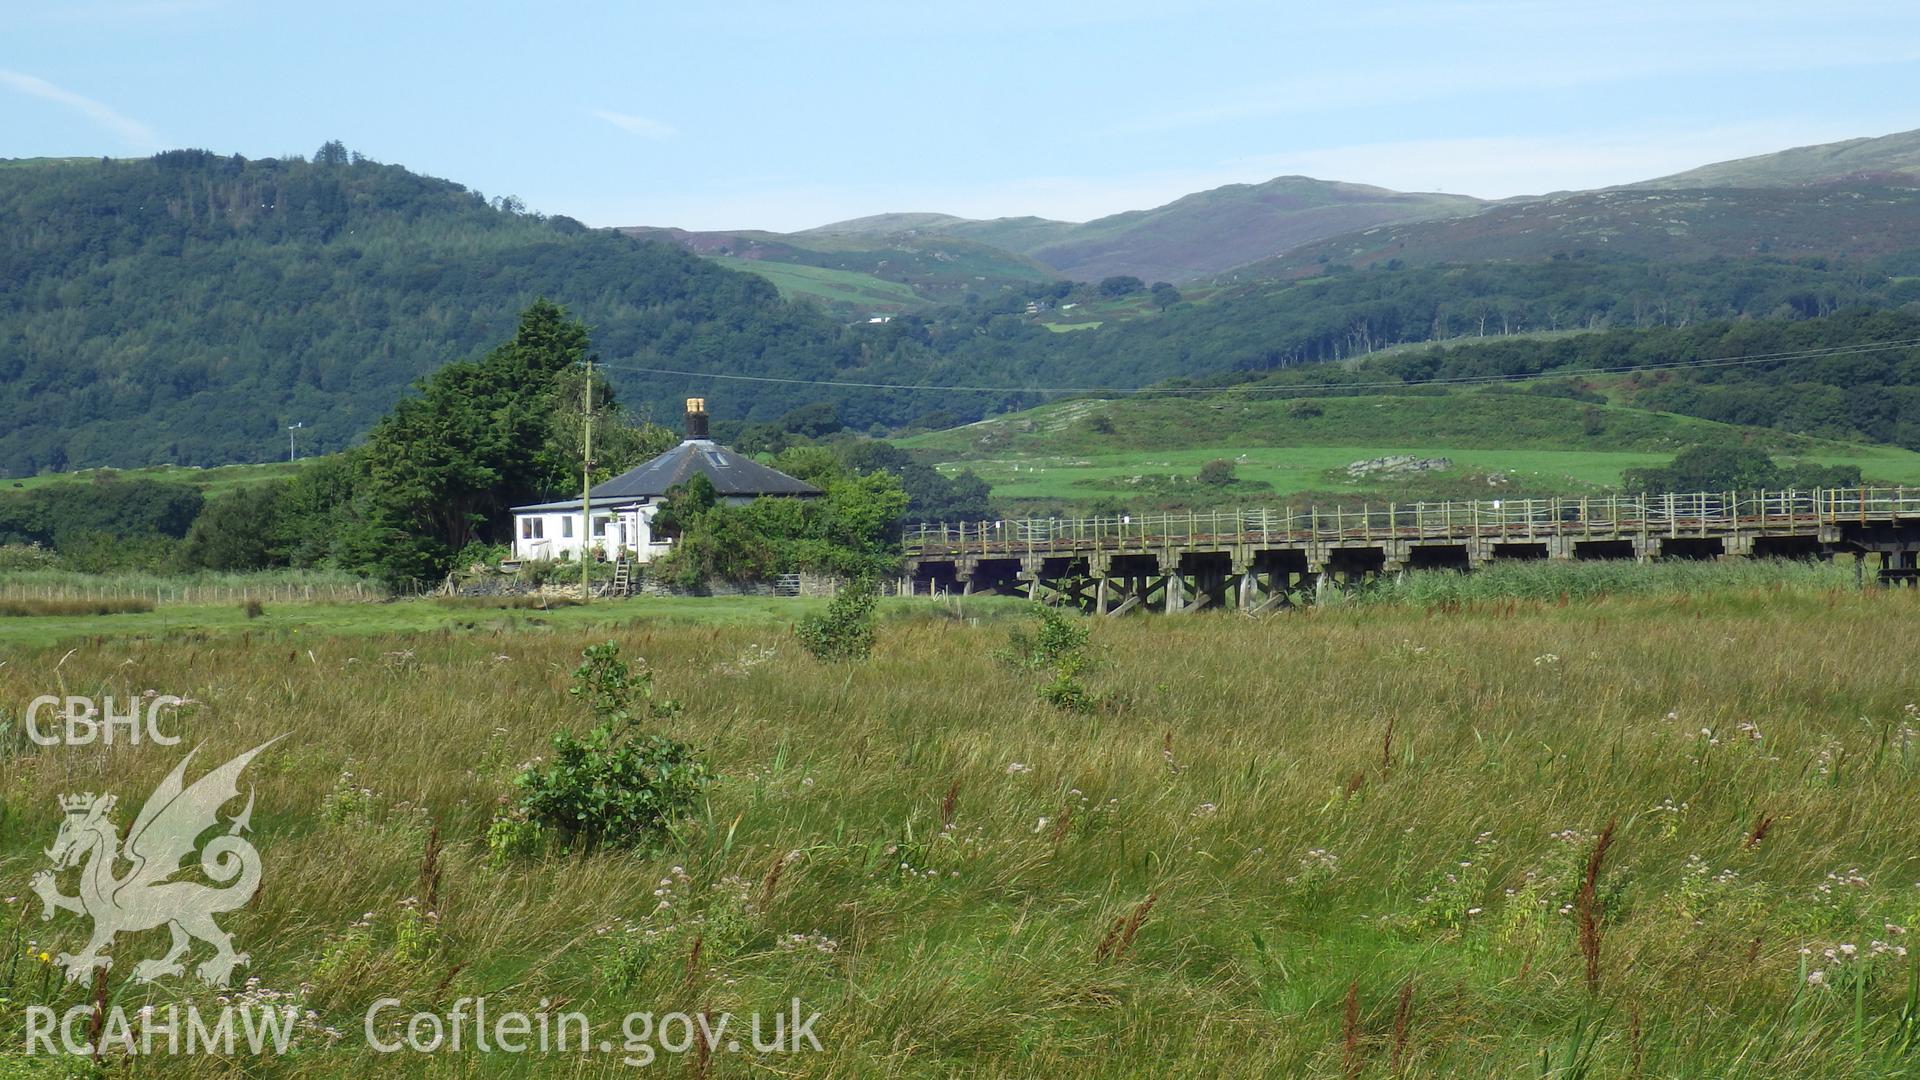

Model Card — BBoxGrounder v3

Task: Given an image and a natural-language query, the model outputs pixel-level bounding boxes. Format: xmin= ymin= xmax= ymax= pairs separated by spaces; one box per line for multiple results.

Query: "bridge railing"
xmin=904 ymin=487 xmax=1920 ymax=555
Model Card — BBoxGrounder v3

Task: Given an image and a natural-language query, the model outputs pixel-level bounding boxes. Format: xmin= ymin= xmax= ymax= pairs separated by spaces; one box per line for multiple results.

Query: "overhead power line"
xmin=593 ymin=336 xmax=1920 ymax=398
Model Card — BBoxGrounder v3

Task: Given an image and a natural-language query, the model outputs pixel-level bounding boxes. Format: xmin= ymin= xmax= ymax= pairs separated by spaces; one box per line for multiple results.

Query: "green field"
xmin=706 ymin=256 xmax=924 ymax=312
xmin=905 ymin=391 xmax=1920 ymax=508
xmin=2 ymin=460 xmax=312 ymax=494
xmin=3 ymin=576 xmax=1919 ymax=1075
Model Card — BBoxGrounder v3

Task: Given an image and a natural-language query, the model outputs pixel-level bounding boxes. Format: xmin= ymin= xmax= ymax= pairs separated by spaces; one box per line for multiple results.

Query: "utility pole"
xmin=581 ymin=356 xmax=593 ymax=603
xmin=287 ymin=422 xmax=303 ymax=462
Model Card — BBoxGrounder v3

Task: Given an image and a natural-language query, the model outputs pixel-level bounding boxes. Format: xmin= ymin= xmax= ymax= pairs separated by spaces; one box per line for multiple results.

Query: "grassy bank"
xmin=1354 ymin=556 xmax=1862 ymax=607
xmin=2 ymin=586 xmax=1919 ymax=1074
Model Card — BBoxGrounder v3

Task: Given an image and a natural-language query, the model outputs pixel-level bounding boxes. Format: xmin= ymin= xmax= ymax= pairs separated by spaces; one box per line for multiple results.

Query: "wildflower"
xmin=1807 ymin=970 xmax=1827 ymax=987
xmin=1006 ymin=762 xmax=1034 ymax=775
xmin=1192 ymin=802 xmax=1219 ymax=818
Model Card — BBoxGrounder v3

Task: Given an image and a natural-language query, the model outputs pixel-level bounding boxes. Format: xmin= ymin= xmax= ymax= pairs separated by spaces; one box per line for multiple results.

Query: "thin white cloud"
xmin=0 ymin=69 xmax=161 ymax=150
xmin=592 ymin=109 xmax=677 ymax=140
xmin=1115 ymin=38 xmax=1920 ymax=136
xmin=37 ymin=0 xmax=224 ymax=20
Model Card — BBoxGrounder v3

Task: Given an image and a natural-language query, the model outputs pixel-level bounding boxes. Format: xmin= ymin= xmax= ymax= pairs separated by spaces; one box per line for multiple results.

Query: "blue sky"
xmin=5 ymin=1 xmax=1920 ymax=231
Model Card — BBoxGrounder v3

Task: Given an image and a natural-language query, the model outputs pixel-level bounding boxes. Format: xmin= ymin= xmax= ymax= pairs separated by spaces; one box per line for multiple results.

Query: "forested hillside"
xmin=0 ymin=147 xmax=864 ymax=473
xmin=1186 ymin=308 xmax=1920 ymax=449
xmin=970 ymin=254 xmax=1920 ymax=385
xmin=9 ymin=149 xmax=1920 ymax=477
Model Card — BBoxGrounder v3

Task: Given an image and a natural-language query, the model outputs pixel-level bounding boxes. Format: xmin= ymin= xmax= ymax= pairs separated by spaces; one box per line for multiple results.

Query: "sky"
xmin=5 ymin=1 xmax=1920 ymax=232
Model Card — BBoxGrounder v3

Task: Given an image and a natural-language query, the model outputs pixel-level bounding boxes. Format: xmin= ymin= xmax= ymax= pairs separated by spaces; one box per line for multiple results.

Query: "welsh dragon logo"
xmin=30 ymin=738 xmax=281 ymax=988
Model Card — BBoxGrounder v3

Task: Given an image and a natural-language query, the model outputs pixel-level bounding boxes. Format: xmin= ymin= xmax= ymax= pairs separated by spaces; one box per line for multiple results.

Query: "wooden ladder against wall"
xmin=611 ymin=558 xmax=633 ymax=596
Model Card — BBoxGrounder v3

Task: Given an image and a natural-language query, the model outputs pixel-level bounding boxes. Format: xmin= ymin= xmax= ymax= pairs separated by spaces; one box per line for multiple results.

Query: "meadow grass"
xmin=0 ymin=594 xmax=1029 ymax=651
xmin=1354 ymin=556 xmax=1862 ymax=607
xmin=0 ymin=461 xmax=310 ymax=494
xmin=902 ymin=392 xmax=1920 ymax=508
xmin=705 ymin=256 xmax=923 ymax=311
xmin=1 ymin=582 xmax=1918 ymax=1075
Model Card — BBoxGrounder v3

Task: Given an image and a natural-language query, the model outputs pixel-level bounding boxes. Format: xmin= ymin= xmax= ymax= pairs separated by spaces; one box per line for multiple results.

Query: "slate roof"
xmin=513 ymin=439 xmax=819 ymax=511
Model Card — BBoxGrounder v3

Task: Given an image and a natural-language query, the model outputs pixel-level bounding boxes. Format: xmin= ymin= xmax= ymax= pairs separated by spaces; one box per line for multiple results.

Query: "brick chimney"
xmin=684 ymin=397 xmax=709 ymax=441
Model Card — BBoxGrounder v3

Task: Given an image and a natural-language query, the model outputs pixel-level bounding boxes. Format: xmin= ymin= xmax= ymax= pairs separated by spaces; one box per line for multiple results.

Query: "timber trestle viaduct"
xmin=902 ymin=488 xmax=1920 ymax=613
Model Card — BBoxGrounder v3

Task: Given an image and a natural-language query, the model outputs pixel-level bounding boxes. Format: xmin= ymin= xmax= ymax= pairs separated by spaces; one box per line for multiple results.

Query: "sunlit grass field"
xmin=902 ymin=392 xmax=1920 ymax=508
xmin=705 ymin=256 xmax=923 ymax=313
xmin=2 ymin=569 xmax=1919 ymax=1075
xmin=1 ymin=462 xmax=311 ymax=494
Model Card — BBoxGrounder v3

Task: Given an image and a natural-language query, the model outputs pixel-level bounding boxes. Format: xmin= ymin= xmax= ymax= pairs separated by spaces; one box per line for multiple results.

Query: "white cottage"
xmin=509 ymin=399 xmax=820 ymax=563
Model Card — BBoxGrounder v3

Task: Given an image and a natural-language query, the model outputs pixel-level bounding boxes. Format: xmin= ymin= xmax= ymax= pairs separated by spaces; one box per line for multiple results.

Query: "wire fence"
xmin=0 ymin=577 xmax=387 ymax=607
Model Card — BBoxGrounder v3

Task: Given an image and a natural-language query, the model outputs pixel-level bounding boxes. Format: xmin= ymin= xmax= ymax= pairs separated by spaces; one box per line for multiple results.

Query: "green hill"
xmin=1631 ymin=127 xmax=1920 ymax=189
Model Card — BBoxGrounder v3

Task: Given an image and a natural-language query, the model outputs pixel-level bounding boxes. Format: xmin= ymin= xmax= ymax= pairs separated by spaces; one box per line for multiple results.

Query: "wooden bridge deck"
xmin=902 ymin=488 xmax=1920 ymax=611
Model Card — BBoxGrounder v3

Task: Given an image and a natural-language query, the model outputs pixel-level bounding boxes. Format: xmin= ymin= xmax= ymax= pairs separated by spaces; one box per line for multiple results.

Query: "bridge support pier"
xmin=1882 ymin=548 xmax=1920 ymax=587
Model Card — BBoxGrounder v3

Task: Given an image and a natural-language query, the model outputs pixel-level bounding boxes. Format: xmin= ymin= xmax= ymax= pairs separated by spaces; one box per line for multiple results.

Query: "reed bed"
xmin=1 ymin=586 xmax=1917 ymax=1075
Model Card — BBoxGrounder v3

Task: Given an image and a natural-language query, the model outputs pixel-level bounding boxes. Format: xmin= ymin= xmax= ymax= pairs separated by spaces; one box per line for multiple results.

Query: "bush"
xmin=1002 ymin=605 xmax=1100 ymax=712
xmin=506 ymin=643 xmax=713 ymax=853
xmin=0 ymin=543 xmax=57 ymax=571
xmin=1623 ymin=446 xmax=1864 ymax=492
xmin=796 ymin=577 xmax=879 ymax=662
xmin=1196 ymin=459 xmax=1237 ymax=486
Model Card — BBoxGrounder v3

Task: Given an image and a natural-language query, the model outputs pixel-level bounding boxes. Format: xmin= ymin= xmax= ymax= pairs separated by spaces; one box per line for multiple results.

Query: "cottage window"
xmin=562 ymin=516 xmax=573 ymax=538
xmin=521 ymin=517 xmax=543 ymax=540
xmin=592 ymin=516 xmax=609 ymax=537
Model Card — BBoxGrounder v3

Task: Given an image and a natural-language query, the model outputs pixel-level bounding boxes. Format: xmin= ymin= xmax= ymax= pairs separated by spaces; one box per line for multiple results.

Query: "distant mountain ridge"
xmin=1629 ymin=128 xmax=1920 ymax=189
xmin=633 ymin=176 xmax=1484 ymax=293
xmin=1234 ymin=180 xmax=1920 ymax=278
xmin=632 ymin=127 xmax=1920 ymax=293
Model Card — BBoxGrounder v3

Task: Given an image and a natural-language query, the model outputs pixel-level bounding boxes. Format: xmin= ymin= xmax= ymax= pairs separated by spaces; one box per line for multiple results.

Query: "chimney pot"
xmin=685 ymin=397 xmax=709 ymax=441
